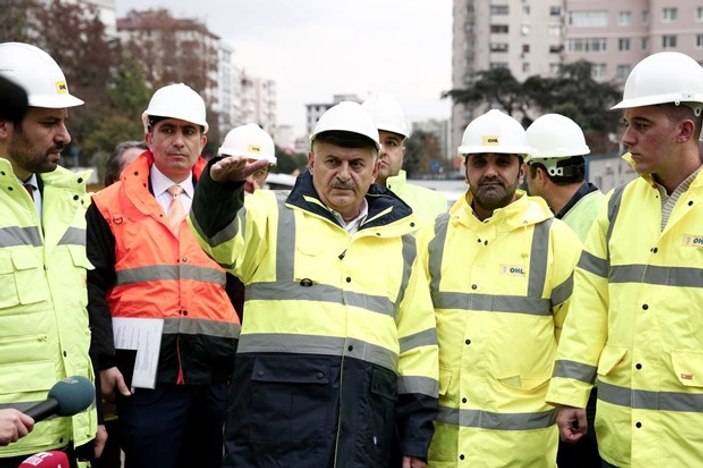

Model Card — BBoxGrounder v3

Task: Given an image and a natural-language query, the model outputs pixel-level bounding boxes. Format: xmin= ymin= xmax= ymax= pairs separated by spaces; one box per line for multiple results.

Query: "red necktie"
xmin=23 ymin=183 xmax=34 ymax=199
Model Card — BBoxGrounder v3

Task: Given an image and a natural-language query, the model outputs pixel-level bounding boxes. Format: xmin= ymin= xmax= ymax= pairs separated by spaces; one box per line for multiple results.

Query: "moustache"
xmin=479 ymin=178 xmax=504 ymax=188
xmin=331 ymin=181 xmax=354 ymax=190
xmin=50 ymin=142 xmax=65 ymax=152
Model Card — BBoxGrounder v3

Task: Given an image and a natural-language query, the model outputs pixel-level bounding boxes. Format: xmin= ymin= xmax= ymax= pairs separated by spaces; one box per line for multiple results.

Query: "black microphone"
xmin=24 ymin=376 xmax=95 ymax=422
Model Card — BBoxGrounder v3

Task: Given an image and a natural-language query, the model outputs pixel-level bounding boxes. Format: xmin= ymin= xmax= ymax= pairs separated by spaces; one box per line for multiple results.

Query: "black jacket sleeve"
xmin=190 ymin=157 xmax=245 ymax=239
xmin=86 ymin=201 xmax=118 ymax=370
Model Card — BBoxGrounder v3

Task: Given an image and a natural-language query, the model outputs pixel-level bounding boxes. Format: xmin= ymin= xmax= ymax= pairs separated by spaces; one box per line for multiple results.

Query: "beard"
xmin=471 ymin=177 xmax=517 ymax=213
xmin=8 ymin=132 xmax=63 ymax=175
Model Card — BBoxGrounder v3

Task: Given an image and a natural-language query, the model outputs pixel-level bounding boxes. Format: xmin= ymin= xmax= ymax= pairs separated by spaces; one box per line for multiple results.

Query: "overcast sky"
xmin=116 ymin=0 xmax=453 ymax=137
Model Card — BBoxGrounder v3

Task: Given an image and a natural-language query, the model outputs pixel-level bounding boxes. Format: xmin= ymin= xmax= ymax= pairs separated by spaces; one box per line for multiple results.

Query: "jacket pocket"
xmin=0 ymin=360 xmax=55 ymax=394
xmin=362 ymin=366 xmax=397 ymax=466
xmin=495 ymin=372 xmax=551 ymax=391
xmin=671 ymin=350 xmax=703 ymax=388
xmin=439 ymin=368 xmax=453 ymax=396
xmin=249 ymin=356 xmax=334 ymax=446
xmin=6 ymin=249 xmax=49 ymax=306
xmin=67 ymin=244 xmax=94 ymax=270
xmin=597 ymin=344 xmax=628 ymax=377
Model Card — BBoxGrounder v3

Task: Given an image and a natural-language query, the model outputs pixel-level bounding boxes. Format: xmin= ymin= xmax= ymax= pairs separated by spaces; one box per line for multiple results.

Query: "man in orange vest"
xmin=86 ymin=83 xmax=241 ymax=468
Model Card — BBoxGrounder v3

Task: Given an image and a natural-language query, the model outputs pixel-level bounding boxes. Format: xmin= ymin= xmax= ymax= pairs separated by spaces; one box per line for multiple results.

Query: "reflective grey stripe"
xmin=552 ymin=360 xmax=597 ymax=384
xmin=598 ymin=382 xmax=703 ymax=412
xmin=433 ymin=292 xmax=551 ymax=316
xmin=57 ymin=227 xmax=85 ymax=246
xmin=0 ymin=401 xmax=42 ymax=412
xmin=437 ymin=405 xmax=557 ymax=430
xmin=394 ymin=234 xmax=417 ymax=307
xmin=247 ymin=282 xmax=395 ymax=317
xmin=116 ymin=265 xmax=226 ymax=286
xmin=550 ymin=273 xmax=573 ymax=306
xmin=237 ymin=333 xmax=398 ymax=371
xmin=398 ymin=375 xmax=439 ymax=397
xmin=578 ymin=250 xmax=608 ymax=278
xmin=428 ymin=215 xmax=553 ymax=316
xmin=606 ymin=185 xmax=626 ymax=247
xmin=0 ymin=226 xmax=42 ymax=247
xmin=528 ymin=219 xmax=552 ymax=298
xmin=610 ymin=264 xmax=703 ymax=288
xmin=275 ymin=192 xmax=295 ymax=281
xmin=428 ymin=214 xmax=450 ymax=294
xmin=163 ymin=317 xmax=241 ymax=338
xmin=399 ymin=328 xmax=437 ymax=354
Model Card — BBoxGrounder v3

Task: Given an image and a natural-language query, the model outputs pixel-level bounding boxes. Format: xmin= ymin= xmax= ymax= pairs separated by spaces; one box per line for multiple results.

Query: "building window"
xmin=567 ymin=10 xmax=608 ymax=27
xmin=697 ymin=34 xmax=703 ymax=48
xmin=522 ymin=44 xmax=530 ymax=53
xmin=662 ymin=7 xmax=678 ymax=22
xmin=490 ymin=62 xmax=509 ymax=70
xmin=464 ymin=21 xmax=474 ymax=32
xmin=591 ymin=64 xmax=607 ymax=80
xmin=521 ymin=24 xmax=531 ymax=36
xmin=641 ymin=37 xmax=649 ymax=50
xmin=642 ymin=10 xmax=650 ymax=25
xmin=550 ymin=6 xmax=562 ymax=16
xmin=566 ymin=38 xmax=607 ymax=53
xmin=662 ymin=35 xmax=677 ymax=49
xmin=618 ymin=38 xmax=630 ymax=51
xmin=549 ymin=44 xmax=564 ymax=53
xmin=697 ymin=7 xmax=703 ymax=21
xmin=548 ymin=24 xmax=561 ymax=36
xmin=616 ymin=65 xmax=631 ymax=79
xmin=522 ymin=5 xmax=530 ymax=15
xmin=523 ymin=62 xmax=530 ymax=73
xmin=491 ymin=5 xmax=509 ymax=15
xmin=490 ymin=24 xmax=509 ymax=34
xmin=549 ymin=63 xmax=562 ymax=75
xmin=490 ymin=43 xmax=509 ymax=53
xmin=618 ymin=11 xmax=631 ymax=26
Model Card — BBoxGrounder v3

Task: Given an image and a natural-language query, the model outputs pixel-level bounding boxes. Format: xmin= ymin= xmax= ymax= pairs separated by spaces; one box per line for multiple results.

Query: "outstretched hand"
xmin=211 ymin=156 xmax=270 ymax=183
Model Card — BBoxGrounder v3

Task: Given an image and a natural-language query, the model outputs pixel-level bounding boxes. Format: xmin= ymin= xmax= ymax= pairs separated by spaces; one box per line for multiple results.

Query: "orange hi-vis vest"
xmin=92 ymin=152 xmax=240 ymax=384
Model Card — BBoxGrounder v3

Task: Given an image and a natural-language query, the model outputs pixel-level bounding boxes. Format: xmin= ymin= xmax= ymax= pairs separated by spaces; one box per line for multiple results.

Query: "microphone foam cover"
xmin=47 ymin=376 xmax=95 ymax=416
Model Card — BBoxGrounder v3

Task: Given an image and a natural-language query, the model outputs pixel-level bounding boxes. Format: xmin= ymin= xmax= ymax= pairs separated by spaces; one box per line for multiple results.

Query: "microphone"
xmin=19 ymin=451 xmax=70 ymax=467
xmin=24 ymin=376 xmax=95 ymax=423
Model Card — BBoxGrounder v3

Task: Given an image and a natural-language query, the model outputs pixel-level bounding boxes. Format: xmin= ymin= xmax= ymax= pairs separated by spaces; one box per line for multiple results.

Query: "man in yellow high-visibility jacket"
xmin=547 ymin=52 xmax=703 ymax=467
xmin=423 ymin=109 xmax=582 ymax=467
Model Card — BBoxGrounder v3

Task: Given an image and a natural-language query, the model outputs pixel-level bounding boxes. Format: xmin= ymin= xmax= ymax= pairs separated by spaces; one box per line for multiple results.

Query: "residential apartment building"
xmin=238 ymin=71 xmax=277 ymax=136
xmin=451 ymin=0 xmax=703 ymax=152
xmin=305 ymin=94 xmax=363 ymax=136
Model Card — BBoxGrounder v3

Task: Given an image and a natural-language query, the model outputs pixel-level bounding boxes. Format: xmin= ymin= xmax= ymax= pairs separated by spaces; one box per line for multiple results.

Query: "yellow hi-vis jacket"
xmin=386 ymin=170 xmax=448 ymax=227
xmin=189 ymin=169 xmax=438 ymax=467
xmin=562 ymin=189 xmax=605 ymax=243
xmin=547 ymin=169 xmax=703 ymax=467
xmin=423 ymin=190 xmax=582 ymax=467
xmin=0 ymin=159 xmax=97 ymax=458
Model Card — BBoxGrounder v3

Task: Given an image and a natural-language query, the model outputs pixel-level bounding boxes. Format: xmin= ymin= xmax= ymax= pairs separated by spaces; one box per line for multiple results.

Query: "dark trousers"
xmin=557 ymin=387 xmax=601 ymax=467
xmin=118 ymin=383 xmax=227 ymax=468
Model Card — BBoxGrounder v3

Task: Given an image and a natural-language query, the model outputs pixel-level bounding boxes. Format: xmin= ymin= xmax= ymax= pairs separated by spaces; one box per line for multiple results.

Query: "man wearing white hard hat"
xmin=525 ymin=114 xmax=605 ymax=242
xmin=218 ymin=123 xmax=277 ymax=194
xmin=423 ymin=109 xmax=582 ymax=467
xmin=0 ymin=42 xmax=104 ymax=466
xmin=546 ymin=52 xmax=703 ymax=467
xmin=362 ymin=94 xmax=447 ymax=226
xmin=189 ymin=101 xmax=438 ymax=467
xmin=86 ymin=83 xmax=241 ymax=468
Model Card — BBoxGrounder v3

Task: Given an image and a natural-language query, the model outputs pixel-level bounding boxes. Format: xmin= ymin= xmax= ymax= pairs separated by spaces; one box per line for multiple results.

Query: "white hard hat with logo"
xmin=612 ymin=52 xmax=703 ymax=116
xmin=218 ymin=123 xmax=276 ymax=165
xmin=141 ymin=83 xmax=209 ymax=134
xmin=458 ymin=109 xmax=531 ymax=156
xmin=0 ymin=42 xmax=83 ymax=108
xmin=310 ymin=101 xmax=380 ymax=150
xmin=361 ymin=93 xmax=410 ymax=138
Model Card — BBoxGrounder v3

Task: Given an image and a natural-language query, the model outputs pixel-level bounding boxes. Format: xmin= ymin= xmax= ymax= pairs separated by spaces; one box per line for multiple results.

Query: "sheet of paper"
xmin=112 ymin=317 xmax=163 ymax=389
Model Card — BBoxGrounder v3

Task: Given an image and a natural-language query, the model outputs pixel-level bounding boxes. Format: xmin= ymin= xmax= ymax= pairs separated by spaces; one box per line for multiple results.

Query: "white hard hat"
xmin=141 ymin=83 xmax=208 ymax=133
xmin=218 ymin=123 xmax=276 ymax=165
xmin=458 ymin=109 xmax=531 ymax=156
xmin=612 ymin=52 xmax=703 ymax=116
xmin=526 ymin=114 xmax=590 ymax=162
xmin=310 ymin=101 xmax=380 ymax=150
xmin=0 ymin=42 xmax=83 ymax=108
xmin=361 ymin=93 xmax=410 ymax=138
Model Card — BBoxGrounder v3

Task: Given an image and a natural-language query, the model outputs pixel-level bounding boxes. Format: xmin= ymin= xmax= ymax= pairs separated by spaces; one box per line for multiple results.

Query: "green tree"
xmin=444 ymin=61 xmax=622 ymax=153
xmin=404 ymin=130 xmax=441 ymax=178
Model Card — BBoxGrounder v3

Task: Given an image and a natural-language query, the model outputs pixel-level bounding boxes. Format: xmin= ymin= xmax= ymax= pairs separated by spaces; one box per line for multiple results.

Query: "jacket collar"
xmin=285 ymin=170 xmax=414 ymax=230
xmin=450 ymin=189 xmax=553 ymax=231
